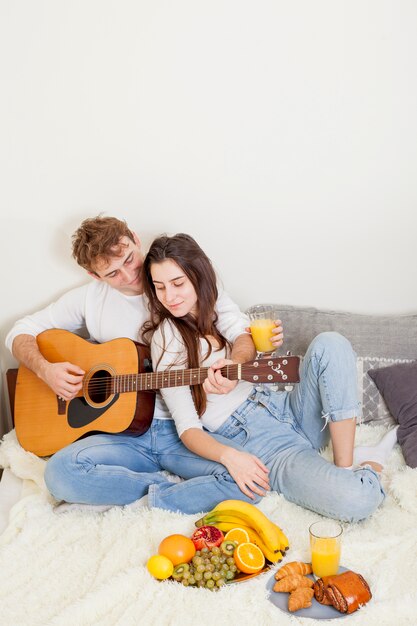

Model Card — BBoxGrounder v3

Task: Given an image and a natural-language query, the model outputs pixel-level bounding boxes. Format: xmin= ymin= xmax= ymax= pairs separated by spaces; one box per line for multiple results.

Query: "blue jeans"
xmin=45 ymin=332 xmax=384 ymax=522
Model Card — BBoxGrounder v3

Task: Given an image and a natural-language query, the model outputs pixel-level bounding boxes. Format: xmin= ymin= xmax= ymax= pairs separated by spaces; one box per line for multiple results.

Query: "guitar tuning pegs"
xmin=286 ymin=350 xmax=292 ymax=356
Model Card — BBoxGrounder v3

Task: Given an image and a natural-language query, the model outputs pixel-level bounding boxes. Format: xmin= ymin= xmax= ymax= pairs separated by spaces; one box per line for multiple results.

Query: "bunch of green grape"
xmin=171 ymin=543 xmax=239 ymax=590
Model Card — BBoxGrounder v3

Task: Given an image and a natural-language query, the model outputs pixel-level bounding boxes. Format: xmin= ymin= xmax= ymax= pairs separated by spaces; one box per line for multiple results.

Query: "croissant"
xmin=273 ymin=574 xmax=314 ymax=593
xmin=275 ymin=561 xmax=313 ymax=580
xmin=288 ymin=587 xmax=314 ymax=612
xmin=314 ymin=570 xmax=372 ymax=614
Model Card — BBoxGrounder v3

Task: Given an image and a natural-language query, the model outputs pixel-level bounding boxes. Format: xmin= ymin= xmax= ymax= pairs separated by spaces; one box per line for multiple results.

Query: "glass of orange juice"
xmin=247 ymin=304 xmax=278 ymax=354
xmin=309 ymin=520 xmax=342 ymax=579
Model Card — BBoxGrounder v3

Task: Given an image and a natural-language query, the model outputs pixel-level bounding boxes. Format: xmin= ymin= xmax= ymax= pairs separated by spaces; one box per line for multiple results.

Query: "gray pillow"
xmin=261 ymin=304 xmax=417 ymax=360
xmin=368 ymin=362 xmax=417 ymax=468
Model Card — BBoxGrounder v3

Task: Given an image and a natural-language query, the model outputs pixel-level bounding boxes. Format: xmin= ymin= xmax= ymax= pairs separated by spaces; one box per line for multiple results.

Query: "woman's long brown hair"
xmin=142 ymin=233 xmax=230 ymax=416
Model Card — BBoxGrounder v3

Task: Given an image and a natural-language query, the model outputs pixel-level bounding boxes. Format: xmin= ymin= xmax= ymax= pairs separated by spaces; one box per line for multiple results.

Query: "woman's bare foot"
xmin=360 ymin=460 xmax=383 ymax=473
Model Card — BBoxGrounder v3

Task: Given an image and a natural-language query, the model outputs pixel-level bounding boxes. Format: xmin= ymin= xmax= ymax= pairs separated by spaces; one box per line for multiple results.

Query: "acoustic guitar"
xmin=14 ymin=329 xmax=300 ymax=456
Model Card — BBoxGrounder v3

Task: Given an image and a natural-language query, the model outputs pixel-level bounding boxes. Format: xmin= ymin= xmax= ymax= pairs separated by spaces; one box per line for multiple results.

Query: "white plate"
xmin=266 ymin=566 xmax=349 ymax=620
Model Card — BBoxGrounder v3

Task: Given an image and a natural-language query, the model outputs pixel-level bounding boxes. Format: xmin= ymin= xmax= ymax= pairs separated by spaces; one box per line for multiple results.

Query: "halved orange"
xmin=233 ymin=542 xmax=265 ymax=574
xmin=224 ymin=527 xmax=251 ymax=545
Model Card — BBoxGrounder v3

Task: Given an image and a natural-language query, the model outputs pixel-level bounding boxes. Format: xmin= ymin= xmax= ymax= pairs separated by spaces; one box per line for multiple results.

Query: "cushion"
xmin=357 ymin=357 xmax=414 ymax=426
xmin=368 ymin=362 xmax=417 ymax=468
xmin=262 ymin=304 xmax=417 ymax=360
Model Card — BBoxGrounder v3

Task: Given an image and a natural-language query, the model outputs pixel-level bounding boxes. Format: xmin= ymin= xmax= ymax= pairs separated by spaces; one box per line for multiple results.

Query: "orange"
xmin=233 ymin=542 xmax=265 ymax=574
xmin=158 ymin=534 xmax=196 ymax=566
xmin=146 ymin=555 xmax=174 ymax=580
xmin=224 ymin=527 xmax=251 ymax=545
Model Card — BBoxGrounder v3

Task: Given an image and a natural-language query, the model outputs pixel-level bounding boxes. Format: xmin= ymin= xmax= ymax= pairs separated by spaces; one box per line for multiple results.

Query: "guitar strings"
xmin=67 ymin=363 xmax=283 ymax=393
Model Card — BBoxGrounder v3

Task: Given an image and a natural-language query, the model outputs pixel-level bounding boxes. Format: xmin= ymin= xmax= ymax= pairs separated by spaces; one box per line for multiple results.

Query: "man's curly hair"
xmin=72 ymin=215 xmax=135 ymax=273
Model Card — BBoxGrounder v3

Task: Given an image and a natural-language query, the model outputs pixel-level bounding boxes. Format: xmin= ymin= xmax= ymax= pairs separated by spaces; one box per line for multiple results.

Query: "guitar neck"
xmin=112 ymin=364 xmax=240 ymax=394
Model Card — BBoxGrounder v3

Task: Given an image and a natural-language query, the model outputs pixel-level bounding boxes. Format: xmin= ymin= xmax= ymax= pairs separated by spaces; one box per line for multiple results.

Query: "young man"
xmin=6 ymin=215 xmax=277 ymax=505
xmin=7 ymin=216 xmax=258 ymax=402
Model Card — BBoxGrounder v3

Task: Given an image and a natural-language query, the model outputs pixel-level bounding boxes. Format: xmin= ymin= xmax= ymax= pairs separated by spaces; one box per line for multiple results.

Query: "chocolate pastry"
xmin=314 ymin=570 xmax=372 ymax=614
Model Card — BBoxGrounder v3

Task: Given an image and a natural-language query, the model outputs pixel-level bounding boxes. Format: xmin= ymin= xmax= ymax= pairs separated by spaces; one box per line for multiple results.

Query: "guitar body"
xmin=14 ymin=330 xmax=155 ymax=457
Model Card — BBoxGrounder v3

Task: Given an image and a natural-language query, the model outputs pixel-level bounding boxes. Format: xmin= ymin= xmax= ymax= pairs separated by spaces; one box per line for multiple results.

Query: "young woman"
xmin=140 ymin=233 xmax=387 ymax=522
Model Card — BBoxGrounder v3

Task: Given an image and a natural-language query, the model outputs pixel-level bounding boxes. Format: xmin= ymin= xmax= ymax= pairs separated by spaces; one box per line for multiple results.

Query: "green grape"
xmin=182 ymin=579 xmax=190 ymax=586
xmin=212 ymin=571 xmax=221 ymax=581
xmin=201 ymin=547 xmax=209 ymax=554
xmin=216 ymin=578 xmax=226 ymax=587
xmin=226 ymin=557 xmax=235 ymax=566
xmin=194 ymin=571 xmax=203 ymax=581
xmin=192 ymin=556 xmax=203 ymax=566
xmin=206 ymin=579 xmax=215 ymax=589
xmin=195 ymin=550 xmax=201 ymax=557
xmin=188 ymin=576 xmax=196 ymax=585
xmin=196 ymin=564 xmax=205 ymax=573
xmin=211 ymin=546 xmax=220 ymax=556
xmin=225 ymin=570 xmax=234 ymax=580
xmin=182 ymin=570 xmax=191 ymax=580
xmin=219 ymin=555 xmax=226 ymax=564
xmin=197 ymin=580 xmax=205 ymax=588
xmin=203 ymin=571 xmax=212 ymax=580
xmin=210 ymin=555 xmax=220 ymax=565
xmin=229 ymin=564 xmax=237 ymax=573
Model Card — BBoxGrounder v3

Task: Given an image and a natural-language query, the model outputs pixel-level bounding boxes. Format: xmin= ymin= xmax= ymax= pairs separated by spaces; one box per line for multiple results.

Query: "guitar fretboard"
xmin=112 ymin=364 xmax=239 ymax=394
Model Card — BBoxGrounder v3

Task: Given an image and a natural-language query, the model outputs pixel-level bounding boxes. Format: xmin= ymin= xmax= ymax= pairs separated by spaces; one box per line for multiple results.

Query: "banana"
xmin=212 ymin=521 xmax=283 ymax=563
xmin=200 ymin=499 xmax=285 ymax=553
xmin=214 ymin=500 xmax=285 ymax=552
xmin=276 ymin=525 xmax=290 ymax=552
xmin=250 ymin=536 xmax=283 ymax=563
xmin=215 ymin=500 xmax=290 ymax=551
xmin=207 ymin=514 xmax=250 ymax=527
xmin=197 ymin=508 xmax=288 ymax=553
xmin=199 ymin=509 xmax=281 ymax=550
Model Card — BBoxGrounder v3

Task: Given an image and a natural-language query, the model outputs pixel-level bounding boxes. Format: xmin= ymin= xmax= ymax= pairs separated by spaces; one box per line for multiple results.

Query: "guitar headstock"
xmin=240 ymin=355 xmax=300 ymax=384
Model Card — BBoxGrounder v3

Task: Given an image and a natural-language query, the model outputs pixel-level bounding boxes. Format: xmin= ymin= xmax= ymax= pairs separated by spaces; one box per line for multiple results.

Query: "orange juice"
xmin=250 ymin=318 xmax=275 ymax=353
xmin=311 ymin=537 xmax=341 ymax=577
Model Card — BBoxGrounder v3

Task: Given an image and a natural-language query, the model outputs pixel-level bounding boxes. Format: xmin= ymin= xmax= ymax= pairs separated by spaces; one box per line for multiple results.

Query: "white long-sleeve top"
xmin=5 ymin=281 xmax=248 ymax=350
xmin=151 ymin=319 xmax=253 ymax=437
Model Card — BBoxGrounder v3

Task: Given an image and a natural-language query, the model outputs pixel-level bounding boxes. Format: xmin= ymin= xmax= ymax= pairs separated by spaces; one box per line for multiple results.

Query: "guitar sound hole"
xmin=88 ymin=370 xmax=112 ymax=403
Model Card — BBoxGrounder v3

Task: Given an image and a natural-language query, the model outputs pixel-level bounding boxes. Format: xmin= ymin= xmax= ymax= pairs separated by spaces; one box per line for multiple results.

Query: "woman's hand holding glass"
xmin=271 ymin=320 xmax=284 ymax=349
xmin=220 ymin=447 xmax=270 ymax=500
xmin=245 ymin=320 xmax=284 ymax=351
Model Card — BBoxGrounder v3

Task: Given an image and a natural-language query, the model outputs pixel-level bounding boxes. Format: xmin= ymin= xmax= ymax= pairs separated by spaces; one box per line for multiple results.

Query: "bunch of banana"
xmin=195 ymin=499 xmax=289 ymax=563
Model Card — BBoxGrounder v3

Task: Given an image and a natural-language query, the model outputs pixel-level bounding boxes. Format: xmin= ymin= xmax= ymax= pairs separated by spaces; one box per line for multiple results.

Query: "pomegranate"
xmin=191 ymin=525 xmax=224 ymax=550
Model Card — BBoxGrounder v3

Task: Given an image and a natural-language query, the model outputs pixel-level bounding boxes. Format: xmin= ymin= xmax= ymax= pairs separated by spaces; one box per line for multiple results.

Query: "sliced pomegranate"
xmin=191 ymin=525 xmax=224 ymax=550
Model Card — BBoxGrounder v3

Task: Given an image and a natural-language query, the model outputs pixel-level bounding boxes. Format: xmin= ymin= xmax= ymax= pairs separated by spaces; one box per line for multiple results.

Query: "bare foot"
xmin=360 ymin=460 xmax=383 ymax=473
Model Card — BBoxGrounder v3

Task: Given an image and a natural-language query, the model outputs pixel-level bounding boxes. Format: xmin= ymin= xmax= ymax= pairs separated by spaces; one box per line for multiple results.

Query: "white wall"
xmin=1 ymin=1 xmax=417 ymax=430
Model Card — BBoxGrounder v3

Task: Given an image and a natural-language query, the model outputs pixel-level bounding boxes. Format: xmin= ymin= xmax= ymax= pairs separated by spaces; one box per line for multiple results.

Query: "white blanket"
xmin=0 ymin=425 xmax=416 ymax=626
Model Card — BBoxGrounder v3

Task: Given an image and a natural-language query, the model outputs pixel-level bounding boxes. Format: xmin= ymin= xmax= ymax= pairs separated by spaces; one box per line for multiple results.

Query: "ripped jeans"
xmin=45 ymin=332 xmax=385 ymax=522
